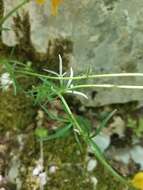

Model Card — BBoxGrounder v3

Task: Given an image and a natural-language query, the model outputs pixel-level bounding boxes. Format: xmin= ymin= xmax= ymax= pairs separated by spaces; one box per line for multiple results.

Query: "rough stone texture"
xmin=1 ymin=0 xmax=143 ymax=106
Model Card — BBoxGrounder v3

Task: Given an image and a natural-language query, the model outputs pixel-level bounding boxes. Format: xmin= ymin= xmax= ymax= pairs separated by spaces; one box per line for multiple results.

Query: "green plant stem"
xmin=15 ymin=70 xmax=143 ymax=89
xmin=0 ymin=0 xmax=29 ymax=26
xmin=58 ymin=93 xmax=82 ymax=134
xmin=88 ymin=139 xmax=128 ymax=184
xmin=16 ymin=69 xmax=143 ymax=81
xmin=70 ymin=84 xmax=143 ymax=90
xmin=58 ymin=93 xmax=129 ymax=186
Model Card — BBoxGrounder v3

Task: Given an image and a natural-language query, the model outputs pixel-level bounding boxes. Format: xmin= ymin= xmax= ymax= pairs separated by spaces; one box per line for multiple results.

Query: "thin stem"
xmin=70 ymin=84 xmax=143 ymax=90
xmin=40 ymin=140 xmax=44 ymax=166
xmin=16 ymin=70 xmax=143 ymax=81
xmin=0 ymin=0 xmax=29 ymax=26
xmin=89 ymin=139 xmax=130 ymax=185
xmin=40 ymin=140 xmax=44 ymax=190
xmin=58 ymin=93 xmax=82 ymax=134
xmin=58 ymin=93 xmax=129 ymax=185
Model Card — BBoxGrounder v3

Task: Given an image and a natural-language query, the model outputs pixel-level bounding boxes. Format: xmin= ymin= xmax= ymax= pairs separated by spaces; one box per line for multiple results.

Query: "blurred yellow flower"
xmin=35 ymin=0 xmax=63 ymax=15
xmin=132 ymin=172 xmax=143 ymax=190
xmin=36 ymin=0 xmax=46 ymax=5
xmin=51 ymin=0 xmax=63 ymax=16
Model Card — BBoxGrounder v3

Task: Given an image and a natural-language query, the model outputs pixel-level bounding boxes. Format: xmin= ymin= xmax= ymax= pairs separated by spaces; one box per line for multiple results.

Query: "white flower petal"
xmin=43 ymin=68 xmax=59 ymax=76
xmin=59 ymin=54 xmax=63 ymax=76
xmin=66 ymin=90 xmax=88 ymax=99
xmin=63 ymin=72 xmax=67 ymax=76
xmin=66 ymin=67 xmax=73 ymax=88
xmin=70 ymin=67 xmax=73 ymax=78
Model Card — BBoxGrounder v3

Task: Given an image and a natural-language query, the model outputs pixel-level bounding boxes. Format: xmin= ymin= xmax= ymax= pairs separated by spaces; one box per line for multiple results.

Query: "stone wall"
xmin=1 ymin=0 xmax=143 ymax=106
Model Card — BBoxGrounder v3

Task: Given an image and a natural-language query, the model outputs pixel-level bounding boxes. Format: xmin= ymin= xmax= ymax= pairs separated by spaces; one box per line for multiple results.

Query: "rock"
xmin=87 ymin=159 xmax=97 ymax=172
xmin=39 ymin=172 xmax=47 ymax=186
xmin=49 ymin=165 xmax=58 ymax=174
xmin=0 ymin=73 xmax=13 ymax=91
xmin=107 ymin=145 xmax=143 ymax=171
xmin=108 ymin=116 xmax=125 ymax=137
xmin=1 ymin=0 xmax=143 ymax=106
xmin=112 ymin=148 xmax=130 ymax=164
xmin=90 ymin=133 xmax=111 ymax=153
xmin=32 ymin=165 xmax=43 ymax=176
xmin=130 ymin=145 xmax=143 ymax=169
xmin=7 ymin=154 xmax=22 ymax=190
xmin=90 ymin=176 xmax=98 ymax=188
xmin=7 ymin=155 xmax=20 ymax=183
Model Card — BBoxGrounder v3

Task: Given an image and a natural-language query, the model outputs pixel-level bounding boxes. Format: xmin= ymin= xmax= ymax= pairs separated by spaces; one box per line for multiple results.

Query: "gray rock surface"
xmin=1 ymin=0 xmax=143 ymax=106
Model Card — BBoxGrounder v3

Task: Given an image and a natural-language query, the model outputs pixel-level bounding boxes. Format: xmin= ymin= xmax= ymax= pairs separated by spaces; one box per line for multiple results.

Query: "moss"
xmin=0 ymin=89 xmax=35 ymax=133
xmin=103 ymin=0 xmax=119 ymax=11
xmin=47 ymin=166 xmax=92 ymax=190
xmin=17 ymin=132 xmax=130 ymax=190
xmin=13 ymin=13 xmax=36 ymax=62
xmin=127 ymin=116 xmax=143 ymax=138
xmin=0 ymin=0 xmax=3 ymax=20
xmin=95 ymin=164 xmax=129 ymax=190
xmin=121 ymin=61 xmax=137 ymax=73
xmin=0 ymin=2 xmax=72 ymax=135
xmin=103 ymin=0 xmax=119 ymax=6
xmin=19 ymin=134 xmax=93 ymax=190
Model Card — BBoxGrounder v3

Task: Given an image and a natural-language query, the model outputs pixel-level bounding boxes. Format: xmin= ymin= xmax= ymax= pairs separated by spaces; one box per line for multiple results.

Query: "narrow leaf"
xmin=42 ymin=123 xmax=72 ymax=141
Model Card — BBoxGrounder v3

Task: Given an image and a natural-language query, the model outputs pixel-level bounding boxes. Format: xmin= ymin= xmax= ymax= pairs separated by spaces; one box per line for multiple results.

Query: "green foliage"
xmin=1 ymin=1 xmax=141 ymax=188
xmin=138 ymin=118 xmax=143 ymax=137
xmin=1 ymin=59 xmax=19 ymax=94
xmin=41 ymin=123 xmax=72 ymax=141
xmin=0 ymin=55 xmax=130 ymax=186
xmin=35 ymin=127 xmax=48 ymax=139
xmin=76 ymin=115 xmax=92 ymax=137
xmin=41 ymin=104 xmax=68 ymax=122
xmin=29 ymin=78 xmax=58 ymax=104
xmin=127 ymin=116 xmax=143 ymax=137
